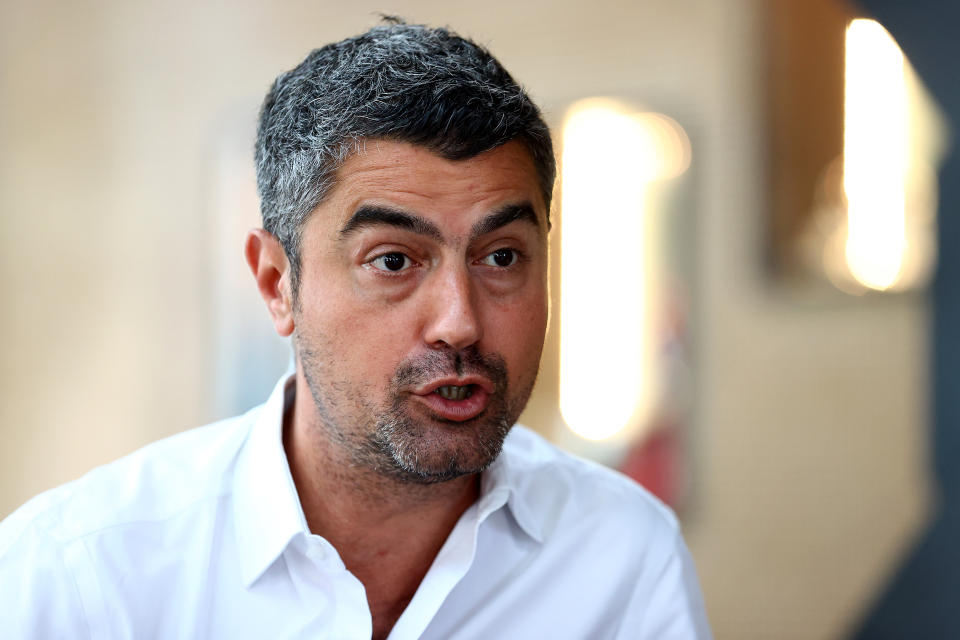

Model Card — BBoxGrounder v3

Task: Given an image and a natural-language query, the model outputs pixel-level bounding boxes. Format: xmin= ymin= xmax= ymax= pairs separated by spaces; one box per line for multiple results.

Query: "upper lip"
xmin=412 ymin=375 xmax=495 ymax=396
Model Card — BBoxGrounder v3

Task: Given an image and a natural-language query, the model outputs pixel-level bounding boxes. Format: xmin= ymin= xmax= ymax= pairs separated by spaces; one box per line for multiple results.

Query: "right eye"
xmin=369 ymin=252 xmax=413 ymax=272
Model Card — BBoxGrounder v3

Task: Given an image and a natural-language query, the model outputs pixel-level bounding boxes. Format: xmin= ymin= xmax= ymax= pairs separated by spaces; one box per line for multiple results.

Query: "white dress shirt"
xmin=0 ymin=376 xmax=711 ymax=639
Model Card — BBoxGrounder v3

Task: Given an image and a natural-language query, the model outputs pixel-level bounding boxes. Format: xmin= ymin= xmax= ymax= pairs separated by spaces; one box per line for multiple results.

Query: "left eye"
xmin=480 ymin=249 xmax=518 ymax=268
xmin=370 ymin=252 xmax=414 ymax=272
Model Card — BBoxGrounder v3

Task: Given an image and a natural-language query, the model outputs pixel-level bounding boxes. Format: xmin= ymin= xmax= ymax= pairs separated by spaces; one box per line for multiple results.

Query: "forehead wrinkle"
xmin=337 ymin=143 xmax=537 ymax=201
xmin=325 ymin=141 xmax=545 ymax=248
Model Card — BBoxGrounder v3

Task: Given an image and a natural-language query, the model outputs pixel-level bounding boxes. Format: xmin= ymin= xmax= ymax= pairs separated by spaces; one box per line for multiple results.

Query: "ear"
xmin=245 ymin=229 xmax=295 ymax=337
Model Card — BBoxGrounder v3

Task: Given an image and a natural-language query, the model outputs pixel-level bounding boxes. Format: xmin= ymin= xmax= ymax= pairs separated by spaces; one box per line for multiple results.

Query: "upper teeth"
xmin=437 ymin=385 xmax=472 ymax=401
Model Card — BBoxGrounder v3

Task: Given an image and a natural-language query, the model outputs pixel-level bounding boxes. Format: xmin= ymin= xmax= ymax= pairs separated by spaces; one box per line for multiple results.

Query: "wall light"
xmin=843 ymin=19 xmax=908 ymax=291
xmin=559 ymin=99 xmax=690 ymax=442
xmin=839 ymin=18 xmax=943 ymax=293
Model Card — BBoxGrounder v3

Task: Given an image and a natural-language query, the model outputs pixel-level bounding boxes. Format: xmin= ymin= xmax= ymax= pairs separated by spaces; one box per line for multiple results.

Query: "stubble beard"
xmin=299 ymin=341 xmax=535 ymax=486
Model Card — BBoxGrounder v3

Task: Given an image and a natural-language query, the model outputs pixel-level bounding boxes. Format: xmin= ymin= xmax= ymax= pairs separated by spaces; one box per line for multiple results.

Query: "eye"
xmin=480 ymin=248 xmax=519 ymax=268
xmin=369 ymin=252 xmax=414 ymax=272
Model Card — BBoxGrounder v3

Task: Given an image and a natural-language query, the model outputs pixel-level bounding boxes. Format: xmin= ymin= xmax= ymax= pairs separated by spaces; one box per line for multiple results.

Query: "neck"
xmin=283 ymin=373 xmax=480 ymax=637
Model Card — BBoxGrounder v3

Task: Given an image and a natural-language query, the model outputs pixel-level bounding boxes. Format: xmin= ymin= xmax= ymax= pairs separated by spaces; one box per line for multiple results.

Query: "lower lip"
xmin=411 ymin=388 xmax=490 ymax=422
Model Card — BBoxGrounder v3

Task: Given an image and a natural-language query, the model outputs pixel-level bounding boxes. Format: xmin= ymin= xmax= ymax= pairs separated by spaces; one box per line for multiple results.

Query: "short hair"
xmin=254 ymin=19 xmax=556 ymax=295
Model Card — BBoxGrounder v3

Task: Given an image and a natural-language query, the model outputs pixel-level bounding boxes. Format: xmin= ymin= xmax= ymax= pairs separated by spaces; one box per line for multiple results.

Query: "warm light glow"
xmin=559 ymin=99 xmax=689 ymax=441
xmin=843 ymin=19 xmax=908 ymax=291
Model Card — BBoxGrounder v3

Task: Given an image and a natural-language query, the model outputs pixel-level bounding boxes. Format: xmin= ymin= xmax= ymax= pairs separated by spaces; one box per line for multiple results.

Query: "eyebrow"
xmin=470 ymin=203 xmax=541 ymax=237
xmin=339 ymin=206 xmax=443 ymax=240
xmin=338 ymin=201 xmax=541 ymax=242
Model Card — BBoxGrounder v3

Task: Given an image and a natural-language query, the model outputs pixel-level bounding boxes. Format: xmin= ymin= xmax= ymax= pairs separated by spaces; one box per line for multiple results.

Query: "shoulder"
xmin=0 ymin=410 xmax=255 ymax=553
xmin=0 ymin=410 xmax=259 ymax=635
xmin=498 ymin=427 xmax=711 ymax=637
xmin=501 ymin=425 xmax=679 ymax=542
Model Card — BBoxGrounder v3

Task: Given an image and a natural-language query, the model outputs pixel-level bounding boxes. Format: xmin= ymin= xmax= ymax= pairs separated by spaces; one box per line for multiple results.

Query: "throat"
xmin=338 ymin=475 xmax=482 ymax=640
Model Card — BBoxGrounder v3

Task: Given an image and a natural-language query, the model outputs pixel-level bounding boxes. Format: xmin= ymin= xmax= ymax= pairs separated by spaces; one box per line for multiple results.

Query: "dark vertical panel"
xmin=851 ymin=2 xmax=960 ymax=637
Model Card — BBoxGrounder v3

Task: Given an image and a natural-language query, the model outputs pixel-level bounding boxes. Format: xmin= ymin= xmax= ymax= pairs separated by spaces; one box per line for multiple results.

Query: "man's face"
xmin=293 ymin=139 xmax=549 ymax=484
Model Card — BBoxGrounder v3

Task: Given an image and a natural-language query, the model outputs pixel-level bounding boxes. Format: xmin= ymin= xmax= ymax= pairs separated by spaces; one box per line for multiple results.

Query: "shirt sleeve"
xmin=615 ymin=529 xmax=713 ymax=640
xmin=0 ymin=519 xmax=92 ymax=639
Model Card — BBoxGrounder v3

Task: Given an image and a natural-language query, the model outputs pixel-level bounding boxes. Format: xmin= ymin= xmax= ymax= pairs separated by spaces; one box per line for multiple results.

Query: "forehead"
xmin=317 ymin=139 xmax=547 ymax=232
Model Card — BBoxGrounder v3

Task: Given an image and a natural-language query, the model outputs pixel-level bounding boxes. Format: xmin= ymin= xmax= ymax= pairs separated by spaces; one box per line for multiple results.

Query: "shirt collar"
xmin=476 ymin=432 xmax=545 ymax=543
xmin=233 ymin=374 xmax=308 ymax=588
xmin=232 ymin=375 xmax=544 ymax=588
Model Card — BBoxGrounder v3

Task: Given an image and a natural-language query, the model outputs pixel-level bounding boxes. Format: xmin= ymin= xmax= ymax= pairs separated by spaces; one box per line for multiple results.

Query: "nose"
xmin=421 ymin=264 xmax=483 ymax=351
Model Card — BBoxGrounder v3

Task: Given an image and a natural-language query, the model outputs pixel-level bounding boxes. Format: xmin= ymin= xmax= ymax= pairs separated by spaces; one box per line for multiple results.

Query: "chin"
xmin=370 ymin=411 xmax=513 ymax=484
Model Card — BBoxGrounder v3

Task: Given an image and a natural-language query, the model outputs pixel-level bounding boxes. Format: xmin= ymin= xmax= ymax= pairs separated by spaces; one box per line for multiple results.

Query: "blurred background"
xmin=1 ymin=0 xmax=956 ymax=637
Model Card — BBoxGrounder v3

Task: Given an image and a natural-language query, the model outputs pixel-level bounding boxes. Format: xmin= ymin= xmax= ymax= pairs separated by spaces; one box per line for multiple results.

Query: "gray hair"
xmin=254 ymin=19 xmax=556 ymax=295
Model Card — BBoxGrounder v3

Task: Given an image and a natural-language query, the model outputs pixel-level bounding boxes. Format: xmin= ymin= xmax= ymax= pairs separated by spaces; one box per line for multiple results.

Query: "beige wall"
xmin=0 ymin=1 xmax=931 ymax=638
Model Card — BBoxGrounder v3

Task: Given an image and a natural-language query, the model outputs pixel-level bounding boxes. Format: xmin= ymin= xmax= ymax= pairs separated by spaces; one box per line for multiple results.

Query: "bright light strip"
xmin=559 ymin=101 xmax=688 ymax=441
xmin=843 ymin=19 xmax=908 ymax=291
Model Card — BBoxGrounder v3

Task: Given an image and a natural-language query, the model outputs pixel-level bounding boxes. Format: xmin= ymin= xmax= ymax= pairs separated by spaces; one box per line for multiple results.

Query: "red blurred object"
xmin=619 ymin=423 xmax=681 ymax=509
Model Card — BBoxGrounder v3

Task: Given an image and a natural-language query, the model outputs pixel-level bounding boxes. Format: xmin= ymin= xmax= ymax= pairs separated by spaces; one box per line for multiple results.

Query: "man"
xmin=0 ymin=21 xmax=710 ymax=639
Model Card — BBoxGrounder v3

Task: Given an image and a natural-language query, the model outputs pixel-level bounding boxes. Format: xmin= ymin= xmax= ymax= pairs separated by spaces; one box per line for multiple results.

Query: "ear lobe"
xmin=245 ymin=229 xmax=295 ymax=337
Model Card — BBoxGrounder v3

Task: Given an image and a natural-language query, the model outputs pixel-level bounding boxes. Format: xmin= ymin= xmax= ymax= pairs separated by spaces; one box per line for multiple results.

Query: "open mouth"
xmin=411 ymin=379 xmax=492 ymax=422
xmin=435 ymin=385 xmax=474 ymax=401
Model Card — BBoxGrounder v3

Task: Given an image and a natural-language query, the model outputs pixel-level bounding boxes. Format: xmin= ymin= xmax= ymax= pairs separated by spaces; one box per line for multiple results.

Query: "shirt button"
xmin=304 ymin=540 xmax=327 ymax=562
xmin=305 ymin=536 xmax=349 ymax=571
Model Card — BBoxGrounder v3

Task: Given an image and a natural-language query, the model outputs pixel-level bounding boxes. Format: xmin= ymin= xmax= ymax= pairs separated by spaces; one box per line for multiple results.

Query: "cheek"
xmin=297 ymin=276 xmax=410 ymax=377
xmin=487 ymin=290 xmax=548 ymax=372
